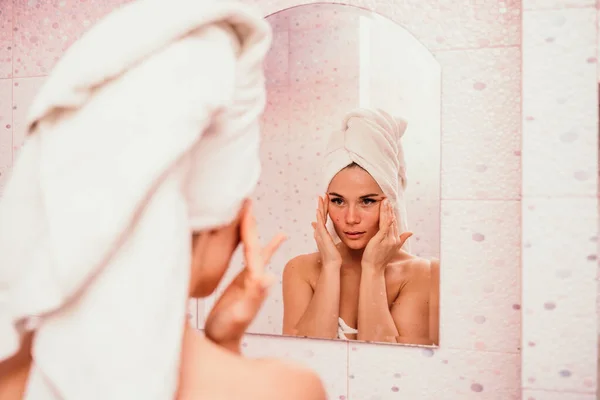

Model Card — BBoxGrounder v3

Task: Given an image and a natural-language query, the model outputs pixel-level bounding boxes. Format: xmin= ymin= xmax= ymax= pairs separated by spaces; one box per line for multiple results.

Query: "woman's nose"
xmin=345 ymin=206 xmax=360 ymax=224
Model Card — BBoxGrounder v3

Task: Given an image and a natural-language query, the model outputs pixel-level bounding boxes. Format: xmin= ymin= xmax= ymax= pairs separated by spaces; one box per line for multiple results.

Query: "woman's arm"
xmin=356 ymin=268 xmax=400 ymax=342
xmin=390 ymin=260 xmax=433 ymax=345
xmin=282 ymin=256 xmax=341 ymax=339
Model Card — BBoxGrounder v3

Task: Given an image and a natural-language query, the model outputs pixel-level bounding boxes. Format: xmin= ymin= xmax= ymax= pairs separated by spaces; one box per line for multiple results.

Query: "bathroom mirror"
xmin=197 ymin=3 xmax=441 ymax=347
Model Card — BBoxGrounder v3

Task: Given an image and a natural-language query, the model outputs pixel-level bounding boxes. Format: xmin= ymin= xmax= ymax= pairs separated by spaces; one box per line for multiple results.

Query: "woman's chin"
xmin=341 ymin=238 xmax=367 ymax=251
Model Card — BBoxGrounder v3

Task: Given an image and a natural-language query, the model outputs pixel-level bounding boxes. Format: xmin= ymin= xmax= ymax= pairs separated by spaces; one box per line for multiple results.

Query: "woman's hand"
xmin=204 ymin=200 xmax=286 ymax=354
xmin=362 ymin=199 xmax=412 ymax=273
xmin=312 ymin=195 xmax=342 ymax=268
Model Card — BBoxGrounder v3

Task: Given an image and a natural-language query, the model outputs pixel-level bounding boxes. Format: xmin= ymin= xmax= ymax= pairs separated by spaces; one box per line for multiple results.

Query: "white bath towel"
xmin=337 ymin=317 xmax=358 ymax=340
xmin=0 ymin=0 xmax=271 ymax=398
xmin=322 ymin=108 xmax=411 ymax=251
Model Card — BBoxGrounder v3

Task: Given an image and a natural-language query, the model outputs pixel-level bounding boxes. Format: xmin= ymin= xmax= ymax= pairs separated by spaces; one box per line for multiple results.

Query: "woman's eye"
xmin=330 ymin=198 xmax=343 ymax=205
xmin=362 ymin=198 xmax=376 ymax=205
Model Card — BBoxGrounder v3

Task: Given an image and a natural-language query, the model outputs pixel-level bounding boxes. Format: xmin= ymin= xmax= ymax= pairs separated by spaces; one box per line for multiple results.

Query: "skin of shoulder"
xmin=183 ymin=334 xmax=326 ymax=400
xmin=282 ymin=252 xmax=321 ymax=288
xmin=252 ymin=358 xmax=328 ymax=400
xmin=385 ymin=253 xmax=434 ymax=294
xmin=284 ymin=251 xmax=435 ymax=292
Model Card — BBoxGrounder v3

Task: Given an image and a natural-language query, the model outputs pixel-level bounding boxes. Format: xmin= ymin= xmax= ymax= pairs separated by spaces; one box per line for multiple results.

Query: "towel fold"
xmin=0 ymin=0 xmax=272 ymax=398
xmin=322 ymin=108 xmax=411 ymax=251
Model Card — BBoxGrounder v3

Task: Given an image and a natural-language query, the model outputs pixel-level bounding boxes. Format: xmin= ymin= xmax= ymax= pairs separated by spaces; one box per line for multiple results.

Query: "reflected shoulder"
xmin=284 ymin=252 xmax=319 ymax=270
xmin=387 ymin=255 xmax=432 ymax=284
xmin=409 ymin=256 xmax=434 ymax=279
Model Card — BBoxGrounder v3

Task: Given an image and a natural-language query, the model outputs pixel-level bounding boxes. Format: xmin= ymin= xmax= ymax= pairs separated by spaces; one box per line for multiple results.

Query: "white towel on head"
xmin=0 ymin=0 xmax=271 ymax=398
xmin=322 ymin=108 xmax=411 ymax=252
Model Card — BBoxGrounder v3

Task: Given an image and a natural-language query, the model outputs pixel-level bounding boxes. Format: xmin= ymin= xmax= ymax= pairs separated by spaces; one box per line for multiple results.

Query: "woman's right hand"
xmin=311 ymin=195 xmax=342 ymax=268
xmin=204 ymin=200 xmax=285 ymax=354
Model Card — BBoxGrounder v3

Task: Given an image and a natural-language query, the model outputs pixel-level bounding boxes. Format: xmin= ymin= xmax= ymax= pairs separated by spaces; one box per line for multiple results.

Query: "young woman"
xmin=282 ymin=109 xmax=440 ymax=345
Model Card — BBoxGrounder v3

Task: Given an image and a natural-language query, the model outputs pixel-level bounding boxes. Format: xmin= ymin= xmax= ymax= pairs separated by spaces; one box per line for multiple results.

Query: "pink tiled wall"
xmin=0 ymin=1 xmax=597 ymax=400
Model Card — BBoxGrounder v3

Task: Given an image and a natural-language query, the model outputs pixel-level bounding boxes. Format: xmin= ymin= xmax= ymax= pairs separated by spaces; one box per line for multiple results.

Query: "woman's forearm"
xmin=357 ymin=268 xmax=399 ymax=342
xmin=293 ymin=265 xmax=340 ymax=339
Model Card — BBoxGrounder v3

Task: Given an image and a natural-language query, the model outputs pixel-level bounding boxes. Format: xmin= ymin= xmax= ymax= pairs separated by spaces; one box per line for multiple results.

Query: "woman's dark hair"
xmin=344 ymin=162 xmax=364 ymax=170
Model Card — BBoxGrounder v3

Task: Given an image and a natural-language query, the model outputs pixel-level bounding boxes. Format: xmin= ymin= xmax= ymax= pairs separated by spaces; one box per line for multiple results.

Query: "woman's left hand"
xmin=362 ymin=199 xmax=412 ymax=273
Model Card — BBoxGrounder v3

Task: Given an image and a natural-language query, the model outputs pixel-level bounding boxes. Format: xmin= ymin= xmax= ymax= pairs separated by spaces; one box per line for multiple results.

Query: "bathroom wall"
xmin=0 ymin=1 xmax=597 ymax=400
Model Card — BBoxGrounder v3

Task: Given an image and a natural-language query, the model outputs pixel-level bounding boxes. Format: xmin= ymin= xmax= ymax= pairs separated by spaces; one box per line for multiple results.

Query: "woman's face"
xmin=327 ymin=165 xmax=385 ymax=250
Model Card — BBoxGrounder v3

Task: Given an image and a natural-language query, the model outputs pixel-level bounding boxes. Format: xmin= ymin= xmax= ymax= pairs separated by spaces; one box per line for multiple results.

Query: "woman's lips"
xmin=344 ymin=231 xmax=365 ymax=239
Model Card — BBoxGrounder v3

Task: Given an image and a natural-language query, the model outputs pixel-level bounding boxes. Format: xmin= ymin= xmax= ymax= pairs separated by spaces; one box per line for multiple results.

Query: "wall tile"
xmin=523 ymin=0 xmax=596 ymax=11
xmin=522 ymin=198 xmax=598 ymax=393
xmin=440 ymin=200 xmax=521 ymax=353
xmin=13 ymin=0 xmax=129 ymax=77
xmin=437 ymin=47 xmax=521 ymax=201
xmin=522 ymin=389 xmax=597 ymax=400
xmin=348 ymin=344 xmax=520 ymax=400
xmin=522 ymin=8 xmax=597 ymax=198
xmin=0 ymin=78 xmax=12 ymax=195
xmin=0 ymin=1 xmax=12 ymax=78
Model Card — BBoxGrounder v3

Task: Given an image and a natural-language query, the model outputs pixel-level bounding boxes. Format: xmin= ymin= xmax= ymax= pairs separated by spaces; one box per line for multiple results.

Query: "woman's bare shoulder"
xmin=283 ymin=252 xmax=321 ymax=278
xmin=387 ymin=254 xmax=436 ymax=286
xmin=252 ymin=359 xmax=327 ymax=400
xmin=183 ymin=335 xmax=326 ymax=400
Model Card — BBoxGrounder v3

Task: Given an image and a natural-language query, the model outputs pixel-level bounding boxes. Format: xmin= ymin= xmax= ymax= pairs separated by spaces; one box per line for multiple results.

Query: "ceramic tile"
xmin=437 ymin=47 xmax=521 ymax=200
xmin=523 ymin=0 xmax=596 ymax=10
xmin=0 ymin=0 xmax=12 ymax=78
xmin=522 ymin=8 xmax=597 ymax=197
xmin=0 ymin=78 xmax=11 ymax=196
xmin=522 ymin=389 xmax=597 ymax=400
xmin=348 ymin=344 xmax=520 ymax=400
xmin=13 ymin=0 xmax=130 ymax=77
xmin=0 ymin=79 xmax=12 ymax=169
xmin=369 ymin=0 xmax=521 ymax=51
xmin=439 ymin=200 xmax=521 ymax=353
xmin=522 ymin=198 xmax=598 ymax=393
